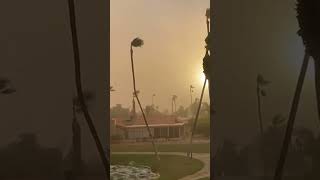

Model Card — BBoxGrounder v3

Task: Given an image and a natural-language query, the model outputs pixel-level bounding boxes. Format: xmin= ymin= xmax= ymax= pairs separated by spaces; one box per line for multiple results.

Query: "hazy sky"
xmin=111 ymin=0 xmax=210 ymax=111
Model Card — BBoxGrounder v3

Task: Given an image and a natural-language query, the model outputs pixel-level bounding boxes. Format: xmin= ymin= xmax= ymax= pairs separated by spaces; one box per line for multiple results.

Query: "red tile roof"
xmin=113 ymin=115 xmax=185 ymax=128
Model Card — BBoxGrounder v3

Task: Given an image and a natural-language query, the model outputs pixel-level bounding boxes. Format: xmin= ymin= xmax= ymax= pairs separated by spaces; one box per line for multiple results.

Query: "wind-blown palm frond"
xmin=2 ymin=88 xmax=16 ymax=94
xmin=257 ymin=74 xmax=271 ymax=86
xmin=131 ymin=38 xmax=144 ymax=47
xmin=172 ymin=95 xmax=177 ymax=101
xmin=272 ymin=114 xmax=286 ymax=127
xmin=297 ymin=0 xmax=320 ymax=60
xmin=206 ymin=8 xmax=210 ymax=19
xmin=0 ymin=77 xmax=10 ymax=90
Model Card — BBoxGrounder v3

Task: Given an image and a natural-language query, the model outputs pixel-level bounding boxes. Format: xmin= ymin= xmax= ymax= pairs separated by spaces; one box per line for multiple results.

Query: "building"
xmin=111 ymin=115 xmax=186 ymax=141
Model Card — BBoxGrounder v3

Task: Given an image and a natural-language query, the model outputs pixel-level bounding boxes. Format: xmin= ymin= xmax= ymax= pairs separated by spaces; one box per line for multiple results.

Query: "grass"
xmin=111 ymin=143 xmax=209 ymax=153
xmin=111 ymin=154 xmax=204 ymax=180
xmin=197 ymin=177 xmax=210 ymax=180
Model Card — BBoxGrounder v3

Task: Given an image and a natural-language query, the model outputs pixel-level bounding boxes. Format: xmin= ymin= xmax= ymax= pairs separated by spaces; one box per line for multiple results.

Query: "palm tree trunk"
xmin=314 ymin=59 xmax=320 ymax=122
xmin=67 ymin=0 xmax=109 ymax=177
xmin=273 ymin=52 xmax=310 ymax=180
xmin=130 ymin=46 xmax=159 ymax=160
xmin=189 ymin=78 xmax=207 ymax=158
xmin=172 ymin=99 xmax=174 ymax=114
xmin=72 ymin=101 xmax=82 ymax=176
xmin=257 ymin=85 xmax=264 ymax=134
xmin=256 ymin=85 xmax=267 ymax=178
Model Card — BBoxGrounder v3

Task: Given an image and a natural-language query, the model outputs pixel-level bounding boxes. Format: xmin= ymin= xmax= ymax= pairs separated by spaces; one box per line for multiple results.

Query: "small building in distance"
xmin=111 ymin=115 xmax=186 ymax=141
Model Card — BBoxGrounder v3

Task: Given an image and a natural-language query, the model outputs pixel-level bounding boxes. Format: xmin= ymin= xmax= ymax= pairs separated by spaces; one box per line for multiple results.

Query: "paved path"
xmin=111 ymin=152 xmax=210 ymax=180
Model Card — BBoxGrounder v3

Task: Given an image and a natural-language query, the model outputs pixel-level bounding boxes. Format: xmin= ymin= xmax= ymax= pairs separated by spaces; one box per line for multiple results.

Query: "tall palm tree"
xmin=205 ymin=6 xmax=216 ymax=177
xmin=256 ymin=74 xmax=270 ymax=134
xmin=172 ymin=95 xmax=178 ymax=114
xmin=67 ymin=0 xmax=109 ymax=176
xmin=189 ymin=8 xmax=211 ymax=159
xmin=130 ymin=37 xmax=159 ymax=160
xmin=274 ymin=1 xmax=319 ymax=179
xmin=190 ymin=85 xmax=195 ymax=106
xmin=296 ymin=0 xmax=320 ymax=120
xmin=256 ymin=74 xmax=270 ymax=179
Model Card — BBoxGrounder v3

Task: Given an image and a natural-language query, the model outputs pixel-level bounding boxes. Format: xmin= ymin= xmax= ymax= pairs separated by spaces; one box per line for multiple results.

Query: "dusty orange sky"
xmin=111 ymin=0 xmax=210 ymax=111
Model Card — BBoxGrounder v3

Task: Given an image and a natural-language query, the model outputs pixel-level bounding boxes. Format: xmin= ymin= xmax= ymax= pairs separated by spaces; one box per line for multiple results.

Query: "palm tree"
xmin=256 ymin=74 xmax=270 ymax=134
xmin=274 ymin=1 xmax=319 ymax=179
xmin=256 ymin=74 xmax=270 ymax=179
xmin=130 ymin=37 xmax=159 ymax=160
xmin=67 ymin=0 xmax=109 ymax=176
xmin=190 ymin=85 xmax=195 ymax=106
xmin=172 ymin=95 xmax=178 ymax=114
xmin=205 ymin=6 xmax=215 ymax=177
xmin=189 ymin=8 xmax=211 ymax=159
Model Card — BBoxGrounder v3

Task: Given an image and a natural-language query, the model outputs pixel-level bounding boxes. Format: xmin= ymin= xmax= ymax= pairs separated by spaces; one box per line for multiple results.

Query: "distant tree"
xmin=256 ymin=74 xmax=270 ymax=134
xmin=176 ymin=105 xmax=188 ymax=117
xmin=172 ymin=95 xmax=178 ymax=114
xmin=110 ymin=104 xmax=130 ymax=119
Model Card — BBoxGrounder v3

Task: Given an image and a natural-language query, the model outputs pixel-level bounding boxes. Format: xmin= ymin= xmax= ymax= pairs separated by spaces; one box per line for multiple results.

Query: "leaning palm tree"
xmin=189 ymin=8 xmax=211 ymax=159
xmin=130 ymin=37 xmax=159 ymax=160
xmin=256 ymin=74 xmax=270 ymax=134
xmin=274 ymin=1 xmax=319 ymax=179
xmin=67 ymin=0 xmax=109 ymax=176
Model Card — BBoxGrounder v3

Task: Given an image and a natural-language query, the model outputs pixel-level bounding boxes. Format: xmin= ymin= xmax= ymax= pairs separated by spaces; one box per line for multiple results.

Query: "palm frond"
xmin=206 ymin=8 xmax=210 ymax=19
xmin=131 ymin=37 xmax=144 ymax=47
xmin=257 ymin=74 xmax=271 ymax=86
xmin=272 ymin=114 xmax=286 ymax=127
xmin=1 ymin=88 xmax=16 ymax=94
xmin=0 ymin=77 xmax=10 ymax=90
xmin=296 ymin=0 xmax=320 ymax=60
xmin=172 ymin=95 xmax=177 ymax=101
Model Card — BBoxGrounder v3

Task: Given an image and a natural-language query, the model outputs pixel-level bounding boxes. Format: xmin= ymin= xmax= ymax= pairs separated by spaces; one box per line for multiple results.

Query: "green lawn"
xmin=197 ymin=177 xmax=210 ymax=180
xmin=111 ymin=154 xmax=203 ymax=180
xmin=111 ymin=143 xmax=209 ymax=153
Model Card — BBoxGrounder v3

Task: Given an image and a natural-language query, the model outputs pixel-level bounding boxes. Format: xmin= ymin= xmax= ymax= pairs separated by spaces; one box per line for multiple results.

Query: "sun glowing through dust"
xmin=199 ymin=72 xmax=206 ymax=84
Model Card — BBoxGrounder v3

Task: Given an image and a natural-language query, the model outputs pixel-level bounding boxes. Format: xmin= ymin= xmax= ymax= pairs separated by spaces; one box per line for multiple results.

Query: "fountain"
xmin=110 ymin=161 xmax=160 ymax=180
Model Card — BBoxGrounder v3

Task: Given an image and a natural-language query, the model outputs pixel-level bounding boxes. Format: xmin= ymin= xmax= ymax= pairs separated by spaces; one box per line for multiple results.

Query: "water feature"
xmin=110 ymin=161 xmax=160 ymax=180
